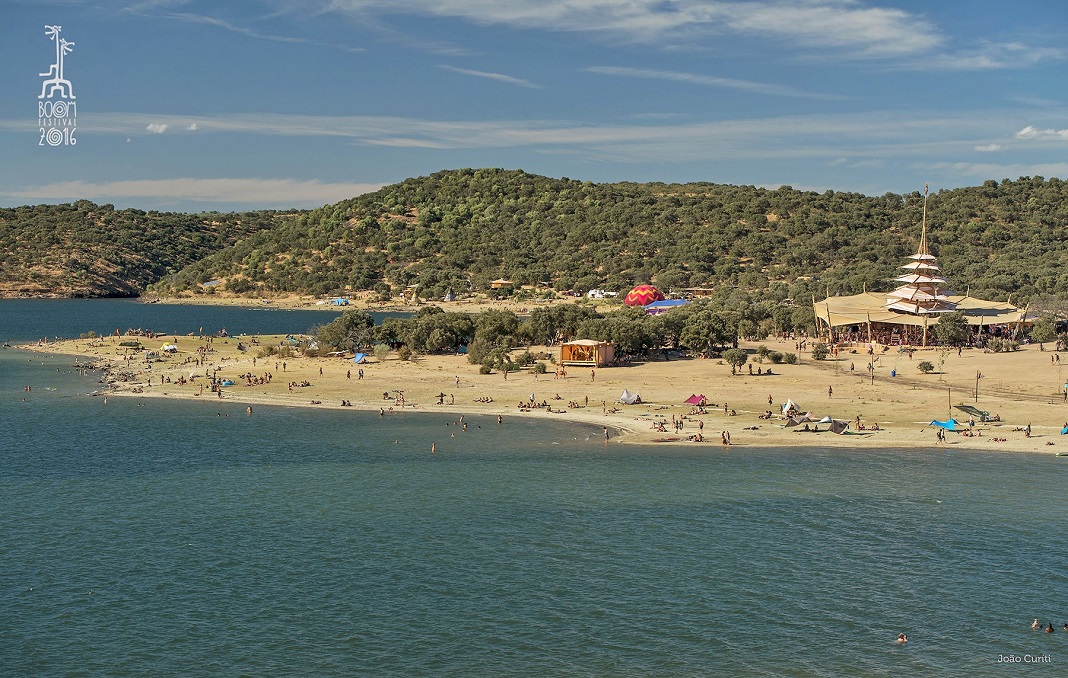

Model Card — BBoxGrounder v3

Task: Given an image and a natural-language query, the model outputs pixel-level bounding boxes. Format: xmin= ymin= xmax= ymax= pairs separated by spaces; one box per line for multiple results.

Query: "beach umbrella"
xmin=623 ymin=284 xmax=665 ymax=307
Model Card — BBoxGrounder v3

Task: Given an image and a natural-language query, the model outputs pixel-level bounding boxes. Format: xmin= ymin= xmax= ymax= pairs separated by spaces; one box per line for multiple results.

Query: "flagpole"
xmin=975 ymin=370 xmax=981 ymax=402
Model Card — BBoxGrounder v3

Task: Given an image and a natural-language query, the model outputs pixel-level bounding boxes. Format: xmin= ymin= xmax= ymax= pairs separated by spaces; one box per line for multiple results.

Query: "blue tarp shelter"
xmin=352 ymin=353 xmax=366 ymax=364
xmin=930 ymin=419 xmax=960 ymax=431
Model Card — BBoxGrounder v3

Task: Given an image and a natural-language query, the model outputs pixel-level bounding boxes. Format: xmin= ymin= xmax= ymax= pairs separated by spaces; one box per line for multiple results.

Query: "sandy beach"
xmin=24 ymin=316 xmax=1068 ymax=454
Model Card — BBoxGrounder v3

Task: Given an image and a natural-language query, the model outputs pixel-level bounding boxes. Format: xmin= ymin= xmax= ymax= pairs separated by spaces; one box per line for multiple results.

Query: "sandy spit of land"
xmin=21 ymin=322 xmax=1068 ymax=455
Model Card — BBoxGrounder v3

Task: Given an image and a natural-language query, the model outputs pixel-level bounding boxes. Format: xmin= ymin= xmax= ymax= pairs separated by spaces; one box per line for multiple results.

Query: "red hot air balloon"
xmin=623 ymin=284 xmax=665 ymax=307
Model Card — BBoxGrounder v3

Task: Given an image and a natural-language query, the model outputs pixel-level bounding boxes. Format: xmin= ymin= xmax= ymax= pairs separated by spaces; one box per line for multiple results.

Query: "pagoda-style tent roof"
xmin=814 ymin=291 xmax=1023 ymax=328
xmin=813 ymin=185 xmax=1026 ymax=340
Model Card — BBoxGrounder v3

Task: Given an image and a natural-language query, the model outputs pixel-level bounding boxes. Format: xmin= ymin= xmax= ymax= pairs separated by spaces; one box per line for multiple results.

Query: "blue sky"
xmin=1 ymin=0 xmax=1066 ymax=211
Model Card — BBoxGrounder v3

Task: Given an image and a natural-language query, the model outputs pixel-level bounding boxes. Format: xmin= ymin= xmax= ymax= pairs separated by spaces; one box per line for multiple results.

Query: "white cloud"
xmin=586 ymin=65 xmax=846 ymax=99
xmin=187 ymin=123 xmax=198 ymax=131
xmin=973 ymin=143 xmax=1001 ymax=152
xmin=1015 ymin=125 xmax=1068 ymax=140
xmin=437 ymin=65 xmax=541 ymax=88
xmin=3 ymin=178 xmax=385 ymax=206
xmin=146 ymin=122 xmax=169 ymax=133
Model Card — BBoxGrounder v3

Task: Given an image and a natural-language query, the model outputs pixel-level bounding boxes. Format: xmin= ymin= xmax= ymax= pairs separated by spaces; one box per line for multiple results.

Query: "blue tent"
xmin=352 ymin=353 xmax=366 ymax=364
xmin=930 ymin=419 xmax=960 ymax=431
xmin=643 ymin=299 xmax=690 ymax=315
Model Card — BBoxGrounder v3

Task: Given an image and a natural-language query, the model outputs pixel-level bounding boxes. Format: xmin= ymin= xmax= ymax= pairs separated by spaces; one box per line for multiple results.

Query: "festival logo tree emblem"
xmin=38 ymin=24 xmax=77 ymax=146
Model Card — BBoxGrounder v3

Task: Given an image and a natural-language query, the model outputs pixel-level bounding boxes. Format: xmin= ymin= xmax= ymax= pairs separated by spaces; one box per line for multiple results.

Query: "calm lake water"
xmin=2 ymin=300 xmax=1067 ymax=676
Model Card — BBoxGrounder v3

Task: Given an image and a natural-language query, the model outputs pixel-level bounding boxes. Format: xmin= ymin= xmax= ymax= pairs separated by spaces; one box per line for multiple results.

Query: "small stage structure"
xmin=560 ymin=339 xmax=615 ymax=367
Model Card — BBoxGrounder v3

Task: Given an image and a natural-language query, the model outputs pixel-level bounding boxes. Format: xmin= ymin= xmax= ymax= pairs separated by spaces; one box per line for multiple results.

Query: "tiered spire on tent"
xmin=884 ymin=184 xmax=956 ymax=315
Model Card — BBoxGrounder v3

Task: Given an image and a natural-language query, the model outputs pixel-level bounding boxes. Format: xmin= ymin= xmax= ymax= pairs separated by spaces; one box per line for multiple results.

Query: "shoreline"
xmin=21 ymin=330 xmax=1068 ymax=455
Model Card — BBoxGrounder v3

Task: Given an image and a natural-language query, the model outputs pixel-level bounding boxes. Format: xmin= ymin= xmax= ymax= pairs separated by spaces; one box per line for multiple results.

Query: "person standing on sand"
xmin=591 ymin=369 xmax=596 ymax=382
xmin=603 ymin=426 xmax=609 ymax=442
xmin=828 ymin=386 xmax=833 ymax=398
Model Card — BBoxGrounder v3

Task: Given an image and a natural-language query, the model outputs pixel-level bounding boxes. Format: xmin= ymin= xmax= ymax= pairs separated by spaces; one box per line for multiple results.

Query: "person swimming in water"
xmin=896 ymin=633 xmax=908 ymax=644
xmin=1033 ymin=618 xmax=1041 ymax=629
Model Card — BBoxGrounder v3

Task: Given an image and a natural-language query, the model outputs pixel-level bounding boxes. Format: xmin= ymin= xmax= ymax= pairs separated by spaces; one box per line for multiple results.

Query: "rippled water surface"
xmin=3 ymin=301 xmax=1068 ymax=676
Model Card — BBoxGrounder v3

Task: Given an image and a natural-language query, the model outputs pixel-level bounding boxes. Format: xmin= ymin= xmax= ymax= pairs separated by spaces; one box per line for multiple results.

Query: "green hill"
xmin=0 ymin=201 xmax=289 ymax=297
xmin=5 ymin=170 xmax=1067 ymax=304
xmin=149 ymin=169 xmax=1068 ymax=305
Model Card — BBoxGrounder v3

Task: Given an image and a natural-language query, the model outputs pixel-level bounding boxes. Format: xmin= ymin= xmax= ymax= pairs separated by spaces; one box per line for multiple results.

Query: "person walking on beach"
xmin=603 ymin=426 xmax=609 ymax=442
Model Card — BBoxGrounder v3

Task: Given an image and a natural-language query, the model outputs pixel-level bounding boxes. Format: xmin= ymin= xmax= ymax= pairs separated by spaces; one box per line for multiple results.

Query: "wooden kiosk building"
xmin=560 ymin=339 xmax=615 ymax=367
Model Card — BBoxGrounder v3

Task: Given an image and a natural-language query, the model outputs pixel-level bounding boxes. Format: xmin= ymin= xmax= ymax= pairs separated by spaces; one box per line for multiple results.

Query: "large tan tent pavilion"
xmin=813 ymin=187 xmax=1026 ymax=346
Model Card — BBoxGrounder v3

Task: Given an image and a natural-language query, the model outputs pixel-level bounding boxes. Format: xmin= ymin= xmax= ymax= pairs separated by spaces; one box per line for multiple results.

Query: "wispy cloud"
xmin=146 ymin=122 xmax=168 ymax=133
xmin=325 ymin=0 xmax=942 ymax=57
xmin=928 ymin=161 xmax=1068 ymax=180
xmin=1 ymin=178 xmax=385 ymax=207
xmin=973 ymin=143 xmax=1001 ymax=152
xmin=1015 ymin=125 xmax=1068 ymax=140
xmin=437 ymin=65 xmax=541 ymax=88
xmin=586 ymin=65 xmax=845 ymax=99
xmin=123 ymin=4 xmax=367 ymax=52
xmin=912 ymin=42 xmax=1064 ymax=70
xmin=49 ymin=108 xmax=1015 ymax=164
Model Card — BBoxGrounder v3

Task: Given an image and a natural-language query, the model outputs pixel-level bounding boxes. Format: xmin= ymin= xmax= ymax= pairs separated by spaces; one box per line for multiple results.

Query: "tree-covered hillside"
xmin=0 ymin=201 xmax=289 ymax=297
xmin=148 ymin=170 xmax=1068 ymax=305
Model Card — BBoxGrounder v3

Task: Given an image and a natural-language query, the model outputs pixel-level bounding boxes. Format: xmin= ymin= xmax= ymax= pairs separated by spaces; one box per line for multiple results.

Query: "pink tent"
xmin=684 ymin=394 xmax=707 ymax=405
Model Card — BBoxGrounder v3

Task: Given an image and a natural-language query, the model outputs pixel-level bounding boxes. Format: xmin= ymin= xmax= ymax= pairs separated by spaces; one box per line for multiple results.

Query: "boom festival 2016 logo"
xmin=38 ymin=24 xmax=77 ymax=147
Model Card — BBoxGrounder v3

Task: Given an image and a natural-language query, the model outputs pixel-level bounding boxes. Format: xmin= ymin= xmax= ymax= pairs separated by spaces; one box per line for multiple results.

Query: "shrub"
xmin=397 ymin=345 xmax=412 ymax=361
xmin=533 ymin=362 xmax=547 ymax=374
xmin=479 ymin=364 xmax=492 ymax=375
xmin=373 ymin=343 xmax=391 ymax=362
xmin=756 ymin=345 xmax=770 ymax=363
xmin=783 ymin=352 xmax=798 ymax=365
xmin=257 ymin=344 xmax=277 ymax=358
xmin=917 ymin=360 xmax=934 ymax=374
xmin=277 ymin=345 xmax=294 ymax=359
xmin=768 ymin=351 xmax=784 ymax=364
xmin=811 ymin=342 xmax=829 ymax=361
xmin=988 ymin=337 xmax=1004 ymax=353
xmin=303 ymin=347 xmax=320 ymax=358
